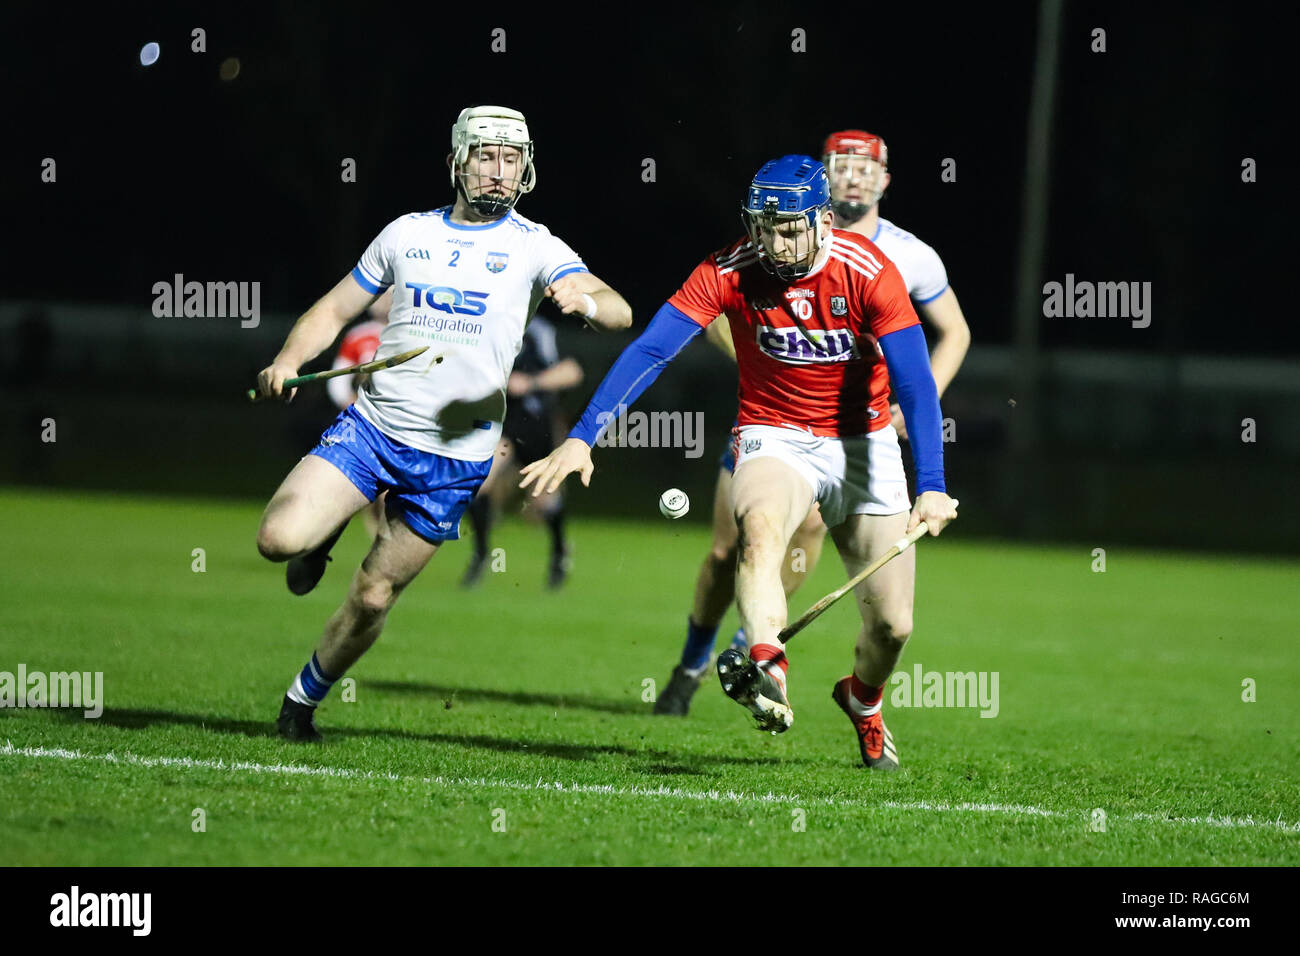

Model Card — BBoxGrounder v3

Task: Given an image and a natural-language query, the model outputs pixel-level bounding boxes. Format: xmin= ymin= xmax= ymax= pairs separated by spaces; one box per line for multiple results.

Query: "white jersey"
xmin=869 ymin=217 xmax=949 ymax=305
xmin=349 ymin=206 xmax=587 ymax=460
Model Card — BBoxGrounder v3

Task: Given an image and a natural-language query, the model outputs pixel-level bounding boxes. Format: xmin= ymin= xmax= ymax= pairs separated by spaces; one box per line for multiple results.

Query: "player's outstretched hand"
xmin=908 ymin=491 xmax=958 ymax=537
xmin=545 ymin=275 xmax=594 ymax=320
xmin=256 ymin=360 xmax=300 ymax=402
xmin=519 ymin=437 xmax=594 ymax=497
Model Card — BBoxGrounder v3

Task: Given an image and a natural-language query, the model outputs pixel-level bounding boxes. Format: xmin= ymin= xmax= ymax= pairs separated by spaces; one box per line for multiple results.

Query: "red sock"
xmin=850 ymin=674 xmax=883 ymax=708
xmin=750 ymin=644 xmax=789 ymax=674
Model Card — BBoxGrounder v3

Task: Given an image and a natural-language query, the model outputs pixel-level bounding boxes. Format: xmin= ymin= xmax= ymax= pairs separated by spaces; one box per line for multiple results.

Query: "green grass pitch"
xmin=1 ymin=487 xmax=1297 ymax=865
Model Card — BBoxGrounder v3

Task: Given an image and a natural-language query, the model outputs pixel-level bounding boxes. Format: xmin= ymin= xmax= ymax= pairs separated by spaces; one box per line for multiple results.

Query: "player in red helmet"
xmin=822 ymin=130 xmax=970 ymax=438
xmin=817 ymin=129 xmax=970 ymax=763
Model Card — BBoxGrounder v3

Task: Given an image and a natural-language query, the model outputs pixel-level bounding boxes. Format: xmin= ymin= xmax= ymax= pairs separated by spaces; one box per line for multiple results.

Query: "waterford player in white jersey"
xmin=253 ymin=106 xmax=632 ymax=742
xmin=822 ymin=130 xmax=970 ymax=436
xmin=652 ymin=129 xmax=971 ymax=730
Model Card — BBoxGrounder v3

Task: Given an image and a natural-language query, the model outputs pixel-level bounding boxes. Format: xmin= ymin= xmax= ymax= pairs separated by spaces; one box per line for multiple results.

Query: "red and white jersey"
xmin=668 ymin=230 xmax=920 ymax=437
xmin=328 ymin=320 xmax=385 ymax=409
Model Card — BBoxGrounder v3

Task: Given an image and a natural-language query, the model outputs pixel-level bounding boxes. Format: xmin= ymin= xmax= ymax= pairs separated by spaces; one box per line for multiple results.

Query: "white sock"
xmin=845 ymin=684 xmax=882 ymax=718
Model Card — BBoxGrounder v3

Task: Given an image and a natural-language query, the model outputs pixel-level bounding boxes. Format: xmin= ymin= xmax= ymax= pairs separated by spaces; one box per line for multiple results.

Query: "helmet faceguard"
xmin=822 ymin=130 xmax=889 ymax=224
xmin=744 ymin=205 xmax=827 ymax=282
xmin=449 ymin=105 xmax=537 ymax=219
xmin=742 ymin=155 xmax=832 ymax=282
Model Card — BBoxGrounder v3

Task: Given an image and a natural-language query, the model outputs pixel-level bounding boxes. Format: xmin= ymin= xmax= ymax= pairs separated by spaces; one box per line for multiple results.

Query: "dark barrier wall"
xmin=3 ymin=303 xmax=1295 ymax=554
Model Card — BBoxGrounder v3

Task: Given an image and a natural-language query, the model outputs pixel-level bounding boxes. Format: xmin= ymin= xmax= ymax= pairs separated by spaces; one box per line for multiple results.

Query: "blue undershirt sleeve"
xmin=568 ymin=303 xmax=705 ymax=446
xmin=878 ymin=324 xmax=946 ymax=494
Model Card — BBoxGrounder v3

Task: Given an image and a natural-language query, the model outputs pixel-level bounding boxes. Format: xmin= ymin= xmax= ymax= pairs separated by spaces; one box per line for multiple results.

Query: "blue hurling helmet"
xmin=742 ymin=155 xmax=832 ymax=281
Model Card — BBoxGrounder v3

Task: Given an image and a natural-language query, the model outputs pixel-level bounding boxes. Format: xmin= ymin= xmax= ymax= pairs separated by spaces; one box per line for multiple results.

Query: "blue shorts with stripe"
xmin=308 ymin=406 xmax=491 ymax=543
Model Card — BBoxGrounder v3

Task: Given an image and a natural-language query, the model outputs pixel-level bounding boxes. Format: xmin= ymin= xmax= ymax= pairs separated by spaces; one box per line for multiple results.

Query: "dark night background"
xmin=1 ymin=2 xmax=1294 ymax=551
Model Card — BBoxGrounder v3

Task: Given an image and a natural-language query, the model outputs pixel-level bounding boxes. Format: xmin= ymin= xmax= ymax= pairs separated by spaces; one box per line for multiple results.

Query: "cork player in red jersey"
xmin=520 ymin=156 xmax=958 ymax=769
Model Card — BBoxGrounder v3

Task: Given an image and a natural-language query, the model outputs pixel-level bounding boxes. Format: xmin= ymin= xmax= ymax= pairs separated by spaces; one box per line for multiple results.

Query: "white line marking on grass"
xmin=3 ymin=741 xmax=1297 ymax=834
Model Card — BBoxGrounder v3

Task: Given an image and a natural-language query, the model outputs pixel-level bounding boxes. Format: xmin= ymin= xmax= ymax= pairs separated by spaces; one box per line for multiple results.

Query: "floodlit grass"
xmin=1 ymin=488 xmax=1296 ymax=865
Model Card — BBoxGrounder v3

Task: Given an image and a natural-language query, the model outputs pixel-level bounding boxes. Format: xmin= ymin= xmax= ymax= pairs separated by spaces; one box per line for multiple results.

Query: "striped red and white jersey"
xmin=327 ymin=320 xmax=385 ymax=409
xmin=667 ymin=230 xmax=919 ymax=437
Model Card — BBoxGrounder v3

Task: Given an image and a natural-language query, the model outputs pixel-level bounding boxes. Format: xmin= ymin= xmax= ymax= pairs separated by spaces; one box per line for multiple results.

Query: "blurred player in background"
xmin=461 ymin=312 xmax=583 ymax=590
xmin=823 ymin=130 xmax=970 ymax=437
xmin=325 ymin=290 xmax=392 ymax=412
xmin=523 ymin=155 xmax=958 ymax=769
xmin=652 ymin=130 xmax=971 ymax=718
xmin=253 ymin=105 xmax=632 ymax=742
xmin=281 ymin=289 xmax=395 ymax=586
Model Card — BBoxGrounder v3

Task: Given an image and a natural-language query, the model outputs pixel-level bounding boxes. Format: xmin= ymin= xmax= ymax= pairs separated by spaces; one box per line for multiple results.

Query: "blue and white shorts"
xmin=308 ymin=405 xmax=491 ymax=543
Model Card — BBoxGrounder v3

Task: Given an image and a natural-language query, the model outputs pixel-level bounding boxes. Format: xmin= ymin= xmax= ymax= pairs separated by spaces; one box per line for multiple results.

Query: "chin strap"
xmin=832 ymin=200 xmax=869 ymax=224
xmin=469 ymin=196 xmax=512 ymax=218
xmin=455 ymin=177 xmax=514 ymax=220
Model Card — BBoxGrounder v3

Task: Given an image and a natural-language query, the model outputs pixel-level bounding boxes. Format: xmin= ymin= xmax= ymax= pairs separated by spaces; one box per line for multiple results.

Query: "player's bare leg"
xmin=832 ymin=511 xmax=915 ymax=683
xmin=476 ymin=437 xmax=516 ymax=500
xmin=719 ymin=485 xmax=821 ymax=646
xmin=258 ymin=455 xmax=371 ymax=596
xmin=316 ymin=503 xmax=441 ymax=675
xmin=258 ymin=455 xmax=370 ymax=561
xmin=658 ymin=470 xmax=823 ymax=716
xmin=692 ymin=468 xmax=741 ymax=626
xmin=718 ymin=456 xmax=813 ymax=732
xmin=780 ymin=505 xmax=826 ymax=598
xmin=828 ymin=510 xmax=914 ymax=769
xmin=361 ymin=492 xmax=387 ymax=540
xmin=655 ymin=468 xmax=740 ymax=715
xmin=278 ymin=500 xmax=441 ymax=741
xmin=732 ymin=457 xmax=813 ymax=648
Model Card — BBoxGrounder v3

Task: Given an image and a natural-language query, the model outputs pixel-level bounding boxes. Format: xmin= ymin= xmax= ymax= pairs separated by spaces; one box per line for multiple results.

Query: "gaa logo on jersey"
xmin=485 ymin=251 xmax=509 ymax=274
xmin=830 ymin=296 xmax=848 ymax=316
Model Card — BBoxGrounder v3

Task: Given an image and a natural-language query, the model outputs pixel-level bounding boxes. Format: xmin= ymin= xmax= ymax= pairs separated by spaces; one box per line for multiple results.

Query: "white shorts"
xmin=732 ymin=424 xmax=910 ymax=528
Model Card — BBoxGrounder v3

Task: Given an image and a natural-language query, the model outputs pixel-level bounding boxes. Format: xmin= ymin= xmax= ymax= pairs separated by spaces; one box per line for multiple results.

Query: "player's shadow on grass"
xmin=362 ymin=679 xmax=646 ymax=716
xmin=73 ymin=707 xmax=785 ymax=773
xmin=85 ymin=707 xmax=277 ymax=739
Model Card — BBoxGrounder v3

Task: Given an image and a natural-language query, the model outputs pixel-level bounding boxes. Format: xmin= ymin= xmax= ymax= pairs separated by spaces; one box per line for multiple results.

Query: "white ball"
xmin=139 ymin=42 xmax=161 ymax=67
xmin=659 ymin=488 xmax=689 ymax=519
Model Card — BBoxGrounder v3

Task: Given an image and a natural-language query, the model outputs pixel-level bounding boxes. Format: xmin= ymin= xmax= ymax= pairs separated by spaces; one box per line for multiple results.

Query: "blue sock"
xmin=730 ymin=628 xmax=748 ymax=650
xmin=681 ymin=618 xmax=719 ymax=674
xmin=287 ymin=652 xmax=338 ymax=707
